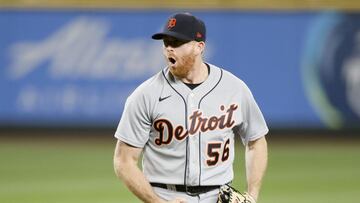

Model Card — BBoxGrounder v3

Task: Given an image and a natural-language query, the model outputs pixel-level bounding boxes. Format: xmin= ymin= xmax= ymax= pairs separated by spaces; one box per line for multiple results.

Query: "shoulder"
xmin=127 ymin=70 xmax=165 ymax=102
xmin=210 ymin=64 xmax=251 ymax=92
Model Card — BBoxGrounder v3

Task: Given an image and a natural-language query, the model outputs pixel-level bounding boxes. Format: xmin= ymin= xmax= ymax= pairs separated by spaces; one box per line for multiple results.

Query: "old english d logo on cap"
xmin=167 ymin=18 xmax=176 ymax=29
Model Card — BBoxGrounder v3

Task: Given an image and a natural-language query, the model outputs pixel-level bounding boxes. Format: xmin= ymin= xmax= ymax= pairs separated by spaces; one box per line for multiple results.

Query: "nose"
xmin=164 ymin=45 xmax=174 ymax=53
xmin=163 ymin=46 xmax=173 ymax=57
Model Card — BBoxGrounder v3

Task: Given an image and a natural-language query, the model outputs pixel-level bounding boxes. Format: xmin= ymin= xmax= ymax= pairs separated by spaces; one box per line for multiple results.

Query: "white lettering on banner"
xmin=16 ymin=85 xmax=132 ymax=114
xmin=8 ymin=17 xmax=164 ymax=80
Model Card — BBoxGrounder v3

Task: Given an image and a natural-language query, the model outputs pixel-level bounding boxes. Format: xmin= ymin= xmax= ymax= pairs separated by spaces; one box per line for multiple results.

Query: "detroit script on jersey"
xmin=153 ymin=104 xmax=238 ymax=146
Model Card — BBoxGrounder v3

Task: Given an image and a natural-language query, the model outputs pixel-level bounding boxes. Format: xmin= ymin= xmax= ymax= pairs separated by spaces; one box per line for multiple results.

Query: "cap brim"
xmin=152 ymin=31 xmax=193 ymax=41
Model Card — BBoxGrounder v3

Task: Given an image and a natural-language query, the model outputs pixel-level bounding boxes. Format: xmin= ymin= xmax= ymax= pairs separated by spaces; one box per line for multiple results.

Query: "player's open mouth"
xmin=168 ymin=57 xmax=176 ymax=64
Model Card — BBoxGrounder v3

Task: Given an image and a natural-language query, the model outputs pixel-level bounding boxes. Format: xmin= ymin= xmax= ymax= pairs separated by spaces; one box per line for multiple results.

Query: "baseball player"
xmin=113 ymin=13 xmax=268 ymax=203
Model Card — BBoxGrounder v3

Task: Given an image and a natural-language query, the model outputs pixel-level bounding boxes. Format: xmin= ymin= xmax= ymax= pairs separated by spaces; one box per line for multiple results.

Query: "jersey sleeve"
xmin=114 ymin=90 xmax=152 ymax=148
xmin=239 ymin=83 xmax=269 ymax=144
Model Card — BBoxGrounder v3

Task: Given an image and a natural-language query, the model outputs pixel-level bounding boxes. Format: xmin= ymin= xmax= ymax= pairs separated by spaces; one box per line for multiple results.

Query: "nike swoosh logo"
xmin=159 ymin=95 xmax=172 ymax=102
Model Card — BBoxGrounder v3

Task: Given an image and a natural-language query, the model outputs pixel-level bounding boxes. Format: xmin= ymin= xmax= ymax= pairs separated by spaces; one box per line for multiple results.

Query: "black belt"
xmin=150 ymin=182 xmax=220 ymax=195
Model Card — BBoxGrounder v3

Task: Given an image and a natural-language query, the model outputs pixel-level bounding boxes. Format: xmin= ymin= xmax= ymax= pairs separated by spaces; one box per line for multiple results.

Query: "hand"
xmin=244 ymin=192 xmax=256 ymax=203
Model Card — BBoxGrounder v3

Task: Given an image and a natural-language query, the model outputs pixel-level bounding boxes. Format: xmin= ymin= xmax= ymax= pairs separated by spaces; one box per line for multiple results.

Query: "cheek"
xmin=178 ymin=46 xmax=194 ymax=57
xmin=192 ymin=44 xmax=201 ymax=55
xmin=186 ymin=44 xmax=198 ymax=55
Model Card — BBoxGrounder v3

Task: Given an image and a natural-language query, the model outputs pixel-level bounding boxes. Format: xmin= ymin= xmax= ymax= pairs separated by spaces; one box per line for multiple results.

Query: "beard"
xmin=168 ymin=52 xmax=196 ymax=79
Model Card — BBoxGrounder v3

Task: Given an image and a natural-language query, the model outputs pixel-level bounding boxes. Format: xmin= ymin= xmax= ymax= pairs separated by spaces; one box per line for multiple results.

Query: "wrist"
xmin=246 ymin=188 xmax=258 ymax=201
xmin=244 ymin=192 xmax=257 ymax=203
xmin=142 ymin=192 xmax=165 ymax=203
xmin=149 ymin=196 xmax=166 ymax=203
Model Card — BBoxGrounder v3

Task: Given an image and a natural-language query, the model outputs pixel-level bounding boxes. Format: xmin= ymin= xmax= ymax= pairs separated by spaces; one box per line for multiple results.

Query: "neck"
xmin=180 ymin=59 xmax=208 ymax=84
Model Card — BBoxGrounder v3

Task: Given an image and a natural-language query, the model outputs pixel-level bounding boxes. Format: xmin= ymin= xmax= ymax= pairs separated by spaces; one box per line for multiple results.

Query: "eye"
xmin=163 ymin=39 xmax=188 ymax=48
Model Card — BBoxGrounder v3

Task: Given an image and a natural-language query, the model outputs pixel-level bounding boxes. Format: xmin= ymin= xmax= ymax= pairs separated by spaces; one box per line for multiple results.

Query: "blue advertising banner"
xmin=0 ymin=10 xmax=359 ymax=128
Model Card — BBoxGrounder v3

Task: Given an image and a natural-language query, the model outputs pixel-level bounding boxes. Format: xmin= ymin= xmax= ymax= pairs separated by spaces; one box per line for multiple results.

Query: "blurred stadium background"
xmin=0 ymin=0 xmax=360 ymax=202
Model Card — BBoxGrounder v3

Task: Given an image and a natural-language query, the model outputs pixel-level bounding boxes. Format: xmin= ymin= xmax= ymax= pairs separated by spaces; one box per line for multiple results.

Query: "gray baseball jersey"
xmin=115 ymin=63 xmax=268 ymax=186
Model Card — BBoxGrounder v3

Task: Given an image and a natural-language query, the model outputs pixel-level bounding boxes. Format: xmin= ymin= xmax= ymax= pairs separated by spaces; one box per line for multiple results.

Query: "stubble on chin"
xmin=169 ymin=53 xmax=196 ymax=78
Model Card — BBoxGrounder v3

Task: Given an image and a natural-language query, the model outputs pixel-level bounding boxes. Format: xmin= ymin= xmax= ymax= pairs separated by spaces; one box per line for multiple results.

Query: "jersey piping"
xmin=161 ymin=70 xmax=189 ymax=186
xmin=197 ymin=68 xmax=223 ymax=185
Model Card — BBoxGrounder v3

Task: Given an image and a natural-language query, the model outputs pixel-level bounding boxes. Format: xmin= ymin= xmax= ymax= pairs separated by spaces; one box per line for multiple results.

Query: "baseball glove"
xmin=217 ymin=185 xmax=256 ymax=203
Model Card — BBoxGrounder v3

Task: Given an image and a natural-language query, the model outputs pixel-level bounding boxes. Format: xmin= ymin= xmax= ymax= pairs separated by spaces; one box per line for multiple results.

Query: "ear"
xmin=194 ymin=41 xmax=206 ymax=55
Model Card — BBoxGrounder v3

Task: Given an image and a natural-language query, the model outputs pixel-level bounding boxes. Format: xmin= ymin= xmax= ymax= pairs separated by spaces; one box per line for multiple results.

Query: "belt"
xmin=150 ymin=182 xmax=220 ymax=195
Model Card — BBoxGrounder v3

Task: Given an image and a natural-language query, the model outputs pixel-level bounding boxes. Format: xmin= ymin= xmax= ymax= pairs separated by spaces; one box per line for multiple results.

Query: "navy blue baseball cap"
xmin=152 ymin=13 xmax=206 ymax=42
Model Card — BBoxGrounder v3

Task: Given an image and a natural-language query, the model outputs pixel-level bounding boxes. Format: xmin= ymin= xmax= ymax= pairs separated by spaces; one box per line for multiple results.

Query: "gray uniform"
xmin=115 ymin=63 xmax=268 ymax=188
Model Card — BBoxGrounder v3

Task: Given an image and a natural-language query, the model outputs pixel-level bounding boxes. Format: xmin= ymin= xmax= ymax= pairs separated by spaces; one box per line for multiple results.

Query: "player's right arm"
xmin=113 ymin=140 xmax=186 ymax=203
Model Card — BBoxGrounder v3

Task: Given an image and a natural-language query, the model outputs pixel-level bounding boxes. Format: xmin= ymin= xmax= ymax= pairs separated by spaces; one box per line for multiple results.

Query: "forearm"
xmin=113 ymin=141 xmax=165 ymax=203
xmin=114 ymin=158 xmax=164 ymax=203
xmin=245 ymin=137 xmax=268 ymax=201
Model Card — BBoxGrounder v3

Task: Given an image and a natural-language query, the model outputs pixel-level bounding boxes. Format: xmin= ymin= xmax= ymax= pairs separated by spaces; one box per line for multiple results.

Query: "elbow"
xmin=247 ymin=136 xmax=267 ymax=150
xmin=113 ymin=140 xmax=141 ymax=181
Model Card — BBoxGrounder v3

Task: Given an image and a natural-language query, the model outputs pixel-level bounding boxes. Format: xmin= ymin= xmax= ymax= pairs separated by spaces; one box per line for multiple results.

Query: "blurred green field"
xmin=0 ymin=135 xmax=359 ymax=203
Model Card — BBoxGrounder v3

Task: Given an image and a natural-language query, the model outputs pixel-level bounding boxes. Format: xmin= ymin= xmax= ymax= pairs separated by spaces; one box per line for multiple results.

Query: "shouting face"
xmin=162 ymin=36 xmax=199 ymax=78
